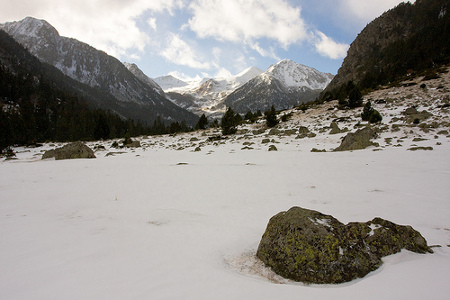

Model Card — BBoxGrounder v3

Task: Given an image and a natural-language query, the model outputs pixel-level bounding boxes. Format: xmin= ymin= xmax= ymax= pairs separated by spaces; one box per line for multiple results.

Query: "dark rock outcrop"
xmin=42 ymin=142 xmax=96 ymax=160
xmin=334 ymin=126 xmax=378 ymax=151
xmin=256 ymin=207 xmax=432 ymax=284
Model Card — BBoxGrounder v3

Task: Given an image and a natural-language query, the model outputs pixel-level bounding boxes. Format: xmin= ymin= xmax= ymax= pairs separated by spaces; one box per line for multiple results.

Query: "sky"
xmin=0 ymin=0 xmax=412 ymax=81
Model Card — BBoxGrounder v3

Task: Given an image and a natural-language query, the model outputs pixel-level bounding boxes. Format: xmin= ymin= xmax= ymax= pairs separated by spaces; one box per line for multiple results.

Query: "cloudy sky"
xmin=0 ymin=0 xmax=412 ymax=81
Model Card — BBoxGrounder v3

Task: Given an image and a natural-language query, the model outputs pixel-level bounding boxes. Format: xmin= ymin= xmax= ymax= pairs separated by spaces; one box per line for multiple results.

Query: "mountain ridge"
xmin=0 ymin=17 xmax=198 ymax=125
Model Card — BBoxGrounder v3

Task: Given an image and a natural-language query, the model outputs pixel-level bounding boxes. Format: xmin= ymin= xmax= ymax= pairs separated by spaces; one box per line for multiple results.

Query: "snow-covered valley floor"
xmin=2 ymin=73 xmax=450 ymax=299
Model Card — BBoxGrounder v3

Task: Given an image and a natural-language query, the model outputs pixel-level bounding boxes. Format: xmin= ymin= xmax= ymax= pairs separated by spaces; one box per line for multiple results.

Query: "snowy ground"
xmin=1 ymin=72 xmax=450 ymax=299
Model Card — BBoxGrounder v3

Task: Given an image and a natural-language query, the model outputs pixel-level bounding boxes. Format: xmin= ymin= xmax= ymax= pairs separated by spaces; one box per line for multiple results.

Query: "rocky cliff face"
xmin=0 ymin=17 xmax=198 ymax=125
xmin=323 ymin=0 xmax=450 ymax=97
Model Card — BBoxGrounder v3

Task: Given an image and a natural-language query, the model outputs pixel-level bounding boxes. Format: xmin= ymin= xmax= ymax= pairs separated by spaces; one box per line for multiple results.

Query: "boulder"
xmin=329 ymin=122 xmax=341 ymax=134
xmin=298 ymin=126 xmax=310 ymax=135
xmin=257 ymin=207 xmax=432 ymax=284
xmin=125 ymin=140 xmax=141 ymax=148
xmin=42 ymin=142 xmax=96 ymax=160
xmin=334 ymin=126 xmax=378 ymax=151
xmin=402 ymin=107 xmax=432 ymax=123
xmin=268 ymin=128 xmax=282 ymax=136
xmin=296 ymin=126 xmax=312 ymax=139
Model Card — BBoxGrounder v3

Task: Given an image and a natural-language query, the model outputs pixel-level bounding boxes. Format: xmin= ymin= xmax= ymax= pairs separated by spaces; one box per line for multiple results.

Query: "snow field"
xmin=1 ymin=141 xmax=449 ymax=299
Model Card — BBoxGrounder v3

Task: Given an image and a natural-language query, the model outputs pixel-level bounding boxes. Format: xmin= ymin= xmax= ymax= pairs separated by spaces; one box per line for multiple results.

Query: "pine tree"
xmin=361 ymin=101 xmax=382 ymax=123
xmin=195 ymin=114 xmax=208 ymax=130
xmin=361 ymin=101 xmax=374 ymax=121
xmin=348 ymin=85 xmax=363 ymax=108
xmin=265 ymin=105 xmax=279 ymax=128
xmin=221 ymin=107 xmax=238 ymax=135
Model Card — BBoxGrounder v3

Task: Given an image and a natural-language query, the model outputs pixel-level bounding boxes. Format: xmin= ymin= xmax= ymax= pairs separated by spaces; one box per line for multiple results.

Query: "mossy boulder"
xmin=42 ymin=142 xmax=96 ymax=160
xmin=334 ymin=126 xmax=378 ymax=151
xmin=256 ymin=207 xmax=432 ymax=284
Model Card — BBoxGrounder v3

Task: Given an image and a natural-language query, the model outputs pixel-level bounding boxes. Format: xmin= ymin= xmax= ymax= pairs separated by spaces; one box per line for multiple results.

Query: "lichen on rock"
xmin=256 ymin=206 xmax=432 ymax=284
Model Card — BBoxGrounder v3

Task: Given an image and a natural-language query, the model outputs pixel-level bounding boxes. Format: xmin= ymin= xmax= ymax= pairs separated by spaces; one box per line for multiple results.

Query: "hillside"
xmin=0 ymin=17 xmax=198 ymax=126
xmin=0 ymin=29 xmax=162 ymax=150
xmin=323 ymin=0 xmax=450 ymax=99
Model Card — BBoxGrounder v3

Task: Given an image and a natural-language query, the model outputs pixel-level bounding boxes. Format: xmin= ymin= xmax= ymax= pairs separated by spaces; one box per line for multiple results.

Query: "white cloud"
xmin=340 ymin=0 xmax=415 ymax=23
xmin=147 ymin=18 xmax=157 ymax=31
xmin=248 ymin=42 xmax=280 ymax=61
xmin=313 ymin=31 xmax=349 ymax=60
xmin=214 ymin=68 xmax=233 ymax=79
xmin=187 ymin=0 xmax=308 ymax=47
xmin=168 ymin=71 xmax=203 ymax=82
xmin=0 ymin=0 xmax=183 ymax=59
xmin=161 ymin=34 xmax=211 ymax=69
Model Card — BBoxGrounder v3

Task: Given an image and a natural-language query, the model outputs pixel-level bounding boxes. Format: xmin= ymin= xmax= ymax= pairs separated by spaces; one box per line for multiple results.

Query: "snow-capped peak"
xmin=265 ymin=59 xmax=333 ymax=90
xmin=0 ymin=17 xmax=60 ymax=45
xmin=233 ymin=66 xmax=264 ymax=85
xmin=153 ymin=75 xmax=189 ymax=91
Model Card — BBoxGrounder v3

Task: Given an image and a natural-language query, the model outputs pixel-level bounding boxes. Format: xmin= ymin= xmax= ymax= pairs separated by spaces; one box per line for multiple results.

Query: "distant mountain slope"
xmin=225 ymin=59 xmax=333 ymax=114
xmin=157 ymin=66 xmax=264 ymax=117
xmin=323 ymin=0 xmax=450 ymax=98
xmin=0 ymin=17 xmax=198 ymax=125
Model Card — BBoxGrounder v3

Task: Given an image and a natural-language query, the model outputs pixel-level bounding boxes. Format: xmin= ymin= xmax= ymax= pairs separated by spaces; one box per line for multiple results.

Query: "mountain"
xmin=0 ymin=29 xmax=157 ymax=150
xmin=123 ymin=62 xmax=165 ymax=96
xmin=0 ymin=17 xmax=198 ymax=125
xmin=322 ymin=0 xmax=450 ymax=99
xmin=153 ymin=75 xmax=189 ymax=91
xmin=156 ymin=66 xmax=264 ymax=117
xmin=224 ymin=59 xmax=333 ymax=114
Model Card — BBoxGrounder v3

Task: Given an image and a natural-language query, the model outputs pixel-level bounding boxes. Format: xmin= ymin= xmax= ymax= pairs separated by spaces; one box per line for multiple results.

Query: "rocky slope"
xmin=323 ymin=0 xmax=450 ymax=98
xmin=225 ymin=59 xmax=333 ymax=114
xmin=0 ymin=17 xmax=198 ymax=125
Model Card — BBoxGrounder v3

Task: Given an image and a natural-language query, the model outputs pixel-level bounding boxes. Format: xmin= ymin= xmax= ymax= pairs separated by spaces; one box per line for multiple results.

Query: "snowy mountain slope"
xmin=153 ymin=75 xmax=189 ymax=91
xmin=157 ymin=66 xmax=264 ymax=117
xmin=0 ymin=17 xmax=198 ymax=125
xmin=123 ymin=62 xmax=165 ymax=96
xmin=225 ymin=60 xmax=333 ymax=114
xmin=265 ymin=59 xmax=333 ymax=90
